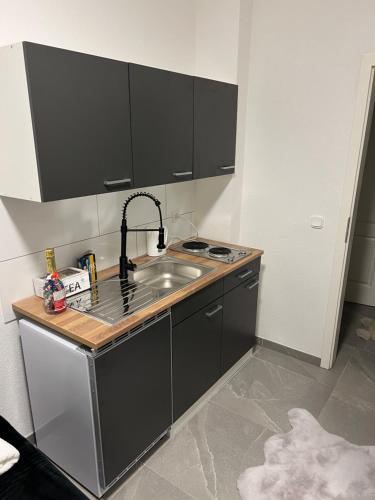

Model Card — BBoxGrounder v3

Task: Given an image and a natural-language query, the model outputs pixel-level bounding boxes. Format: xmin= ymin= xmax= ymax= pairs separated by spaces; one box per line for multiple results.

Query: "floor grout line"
xmin=317 ymin=333 xmax=375 ymax=419
xmin=143 ymin=464 xmax=198 ymax=500
xmin=238 ymin=427 xmax=271 ymax=473
xmin=317 ymin=359 xmax=351 ymax=419
xmin=208 ymin=396 xmax=282 ymax=434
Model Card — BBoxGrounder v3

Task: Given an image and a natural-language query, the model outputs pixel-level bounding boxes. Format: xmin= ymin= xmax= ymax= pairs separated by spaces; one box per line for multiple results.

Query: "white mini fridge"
xmin=20 ymin=314 xmax=172 ymax=497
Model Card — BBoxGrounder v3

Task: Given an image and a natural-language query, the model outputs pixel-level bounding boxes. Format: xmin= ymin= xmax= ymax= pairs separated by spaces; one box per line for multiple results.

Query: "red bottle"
xmin=43 ymin=271 xmax=67 ymax=314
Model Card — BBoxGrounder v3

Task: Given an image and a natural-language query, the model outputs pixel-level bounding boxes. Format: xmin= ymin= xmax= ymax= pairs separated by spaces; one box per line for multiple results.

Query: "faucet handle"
xmin=157 ymin=227 xmax=166 ymax=250
xmin=128 ymin=259 xmax=137 ymax=271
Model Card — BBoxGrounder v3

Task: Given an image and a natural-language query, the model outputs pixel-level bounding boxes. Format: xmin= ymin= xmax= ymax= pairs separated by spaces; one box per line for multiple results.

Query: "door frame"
xmin=321 ymin=54 xmax=375 ymax=369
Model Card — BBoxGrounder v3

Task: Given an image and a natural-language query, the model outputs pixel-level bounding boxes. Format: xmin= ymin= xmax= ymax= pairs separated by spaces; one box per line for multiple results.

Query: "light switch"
xmin=311 ymin=215 xmax=324 ymax=229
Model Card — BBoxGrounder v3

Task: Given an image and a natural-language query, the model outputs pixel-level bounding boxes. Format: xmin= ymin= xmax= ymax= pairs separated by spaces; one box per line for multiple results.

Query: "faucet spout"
xmin=119 ymin=192 xmax=166 ymax=280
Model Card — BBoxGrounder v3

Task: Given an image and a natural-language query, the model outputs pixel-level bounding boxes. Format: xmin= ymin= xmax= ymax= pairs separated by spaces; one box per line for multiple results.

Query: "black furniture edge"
xmin=0 ymin=415 xmax=88 ymax=500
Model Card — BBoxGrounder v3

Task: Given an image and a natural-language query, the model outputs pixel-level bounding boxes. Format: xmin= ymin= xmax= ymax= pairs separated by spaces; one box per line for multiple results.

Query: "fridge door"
xmin=19 ymin=319 xmax=102 ymax=497
xmin=93 ymin=313 xmax=172 ymax=487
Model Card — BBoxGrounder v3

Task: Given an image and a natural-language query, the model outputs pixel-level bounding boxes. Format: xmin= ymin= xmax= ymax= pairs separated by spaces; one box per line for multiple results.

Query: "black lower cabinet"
xmin=94 ymin=314 xmax=172 ymax=486
xmin=172 ymin=299 xmax=223 ymax=421
xmin=222 ymin=276 xmax=259 ymax=373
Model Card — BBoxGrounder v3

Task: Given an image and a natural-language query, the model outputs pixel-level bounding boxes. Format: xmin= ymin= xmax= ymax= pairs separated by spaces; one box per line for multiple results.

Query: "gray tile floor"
xmin=77 ymin=302 xmax=375 ymax=499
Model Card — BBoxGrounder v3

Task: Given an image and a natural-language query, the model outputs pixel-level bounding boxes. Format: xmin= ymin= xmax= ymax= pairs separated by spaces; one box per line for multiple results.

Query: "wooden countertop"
xmin=13 ymin=239 xmax=263 ymax=349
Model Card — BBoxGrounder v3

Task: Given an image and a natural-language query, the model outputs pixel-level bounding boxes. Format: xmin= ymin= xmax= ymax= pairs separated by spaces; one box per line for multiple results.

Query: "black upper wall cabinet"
xmin=95 ymin=314 xmax=172 ymax=485
xmin=0 ymin=41 xmax=238 ymax=202
xmin=129 ymin=64 xmax=194 ymax=187
xmin=24 ymin=42 xmax=133 ymax=201
xmin=194 ymin=77 xmax=238 ymax=179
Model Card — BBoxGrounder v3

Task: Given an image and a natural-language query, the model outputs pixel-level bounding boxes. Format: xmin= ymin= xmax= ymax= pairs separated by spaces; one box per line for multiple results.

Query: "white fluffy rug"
xmin=238 ymin=408 xmax=375 ymax=500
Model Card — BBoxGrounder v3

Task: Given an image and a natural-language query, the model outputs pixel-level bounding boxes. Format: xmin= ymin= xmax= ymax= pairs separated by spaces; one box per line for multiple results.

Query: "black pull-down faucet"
xmin=119 ymin=192 xmax=166 ymax=280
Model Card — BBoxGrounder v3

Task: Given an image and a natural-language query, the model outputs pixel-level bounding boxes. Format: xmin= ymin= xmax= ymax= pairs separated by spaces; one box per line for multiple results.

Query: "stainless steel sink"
xmin=133 ymin=256 xmax=211 ymax=295
xmin=67 ymin=256 xmax=213 ymax=324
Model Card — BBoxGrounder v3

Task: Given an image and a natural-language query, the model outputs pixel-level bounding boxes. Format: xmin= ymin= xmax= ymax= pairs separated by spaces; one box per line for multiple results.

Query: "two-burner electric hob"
xmin=170 ymin=239 xmax=252 ymax=264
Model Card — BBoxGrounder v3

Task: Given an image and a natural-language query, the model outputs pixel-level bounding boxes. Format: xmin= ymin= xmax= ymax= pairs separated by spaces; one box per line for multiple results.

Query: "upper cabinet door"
xmin=129 ymin=64 xmax=194 ymax=187
xmin=24 ymin=42 xmax=133 ymax=201
xmin=194 ymin=77 xmax=238 ymax=179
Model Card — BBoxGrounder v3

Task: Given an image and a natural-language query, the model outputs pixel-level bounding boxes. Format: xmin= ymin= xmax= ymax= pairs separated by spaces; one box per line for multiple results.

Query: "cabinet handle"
xmin=205 ymin=304 xmax=223 ymax=318
xmin=219 ymin=166 xmax=235 ymax=172
xmin=172 ymin=171 xmax=193 ymax=178
xmin=236 ymin=269 xmax=253 ymax=280
xmin=246 ymin=281 xmax=259 ymax=291
xmin=104 ymin=178 xmax=132 ymax=189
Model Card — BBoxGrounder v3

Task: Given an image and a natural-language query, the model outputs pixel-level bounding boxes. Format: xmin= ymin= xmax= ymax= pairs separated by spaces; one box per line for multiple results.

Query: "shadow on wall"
xmin=194 ymin=175 xmax=237 ymax=241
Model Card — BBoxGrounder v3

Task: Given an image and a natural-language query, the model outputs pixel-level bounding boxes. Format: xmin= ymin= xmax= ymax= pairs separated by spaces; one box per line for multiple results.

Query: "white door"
xmin=346 ymin=115 xmax=375 ymax=306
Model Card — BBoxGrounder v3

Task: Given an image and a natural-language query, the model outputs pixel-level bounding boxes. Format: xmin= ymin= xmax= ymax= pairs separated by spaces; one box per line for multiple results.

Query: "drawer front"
xmin=223 ymin=258 xmax=260 ymax=293
xmin=172 ymin=278 xmax=223 ymax=326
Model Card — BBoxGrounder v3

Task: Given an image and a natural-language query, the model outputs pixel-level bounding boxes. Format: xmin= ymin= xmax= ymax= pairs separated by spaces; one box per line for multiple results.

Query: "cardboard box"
xmin=33 ymin=267 xmax=91 ymax=298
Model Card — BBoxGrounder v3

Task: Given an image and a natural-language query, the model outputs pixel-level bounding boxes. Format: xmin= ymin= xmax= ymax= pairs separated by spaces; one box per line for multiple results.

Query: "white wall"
xmin=194 ymin=0 xmax=375 ymax=359
xmin=194 ymin=0 xmax=240 ymax=84
xmin=0 ymin=0 xmax=197 ymax=435
xmin=0 ymin=0 xmax=196 ymax=74
xmin=193 ymin=0 xmax=244 ymax=243
xmin=6 ymin=0 xmax=373 ymax=436
xmin=239 ymin=0 xmax=375 ymax=357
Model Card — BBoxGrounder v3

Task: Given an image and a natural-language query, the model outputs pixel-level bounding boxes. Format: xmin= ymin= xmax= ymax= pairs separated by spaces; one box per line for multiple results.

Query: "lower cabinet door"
xmin=222 ymin=277 xmax=259 ymax=373
xmin=94 ymin=314 xmax=172 ymax=487
xmin=172 ymin=299 xmax=223 ymax=421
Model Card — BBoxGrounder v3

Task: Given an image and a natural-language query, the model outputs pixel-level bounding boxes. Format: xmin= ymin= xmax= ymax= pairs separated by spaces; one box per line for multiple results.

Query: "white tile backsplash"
xmin=0 ymin=231 xmax=138 ymax=323
xmin=136 ymin=212 xmax=196 ymax=256
xmin=194 ymin=176 xmax=233 ymax=240
xmin=136 ymin=228 xmax=148 ymax=257
xmin=165 ymin=212 xmax=196 ymax=243
xmin=54 ymin=231 xmax=137 ymax=270
xmin=97 ymin=185 xmax=166 ymax=235
xmin=165 ymin=180 xmax=196 ymax=217
xmin=0 ymin=184 xmax=195 ymax=323
xmin=0 ymin=195 xmax=99 ymax=262
xmin=0 ymin=250 xmax=46 ymax=322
